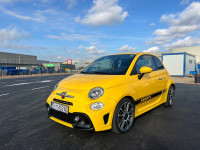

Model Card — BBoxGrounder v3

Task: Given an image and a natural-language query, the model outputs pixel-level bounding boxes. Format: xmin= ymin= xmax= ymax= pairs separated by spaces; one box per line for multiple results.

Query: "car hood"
xmin=58 ymin=74 xmax=125 ymax=91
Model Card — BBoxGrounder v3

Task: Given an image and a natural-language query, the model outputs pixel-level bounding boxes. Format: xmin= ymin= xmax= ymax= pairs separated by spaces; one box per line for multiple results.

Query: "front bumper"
xmin=46 ymin=103 xmax=94 ymax=131
xmin=46 ymin=88 xmax=118 ymax=132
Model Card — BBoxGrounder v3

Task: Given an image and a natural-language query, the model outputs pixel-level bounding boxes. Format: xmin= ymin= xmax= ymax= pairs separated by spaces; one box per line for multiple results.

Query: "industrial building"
xmin=1 ymin=46 xmax=200 ymax=77
xmin=0 ymin=52 xmax=37 ymax=65
xmin=172 ymin=46 xmax=200 ymax=63
xmin=149 ymin=46 xmax=200 ymax=76
xmin=71 ymin=59 xmax=91 ymax=70
xmin=162 ymin=53 xmax=196 ymax=76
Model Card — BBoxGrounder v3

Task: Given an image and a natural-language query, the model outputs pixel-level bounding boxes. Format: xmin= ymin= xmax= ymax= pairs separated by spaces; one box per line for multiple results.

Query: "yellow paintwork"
xmin=46 ymin=52 xmax=174 ymax=132
xmin=140 ymin=66 xmax=152 ymax=74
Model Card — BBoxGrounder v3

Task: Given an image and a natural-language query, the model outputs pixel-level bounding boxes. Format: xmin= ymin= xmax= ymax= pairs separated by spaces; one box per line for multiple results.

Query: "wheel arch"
xmin=171 ymin=83 xmax=175 ymax=90
xmin=122 ymin=96 xmax=136 ymax=106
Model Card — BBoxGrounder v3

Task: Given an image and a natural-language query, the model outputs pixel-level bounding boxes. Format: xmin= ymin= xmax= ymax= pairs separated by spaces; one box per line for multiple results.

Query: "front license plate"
xmin=51 ymin=102 xmax=69 ymax=114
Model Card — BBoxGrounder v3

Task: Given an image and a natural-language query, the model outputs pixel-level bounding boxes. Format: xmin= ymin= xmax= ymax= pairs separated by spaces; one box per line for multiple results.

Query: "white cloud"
xmin=78 ymin=45 xmax=84 ymax=50
xmin=65 ymin=0 xmax=77 ymax=10
xmin=0 ymin=40 xmax=46 ymax=50
xmin=0 ymin=27 xmax=29 ymax=41
xmin=45 ymin=33 xmax=93 ymax=41
xmin=164 ymin=36 xmax=200 ymax=49
xmin=143 ymin=46 xmax=160 ymax=53
xmin=57 ymin=56 xmax=62 ymax=59
xmin=0 ymin=6 xmax=46 ymax=22
xmin=85 ymin=46 xmax=106 ymax=55
xmin=0 ymin=27 xmax=46 ymax=50
xmin=75 ymin=0 xmax=128 ymax=27
xmin=150 ymin=2 xmax=200 ymax=45
xmin=118 ymin=45 xmax=135 ymax=52
xmin=149 ymin=22 xmax=156 ymax=26
xmin=180 ymin=0 xmax=190 ymax=5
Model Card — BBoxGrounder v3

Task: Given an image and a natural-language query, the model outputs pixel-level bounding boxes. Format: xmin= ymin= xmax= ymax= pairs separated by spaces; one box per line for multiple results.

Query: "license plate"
xmin=51 ymin=102 xmax=69 ymax=114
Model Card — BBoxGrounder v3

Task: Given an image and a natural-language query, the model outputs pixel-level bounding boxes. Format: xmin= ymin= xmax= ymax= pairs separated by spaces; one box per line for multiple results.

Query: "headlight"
xmin=88 ymin=87 xmax=104 ymax=99
xmin=53 ymin=83 xmax=58 ymax=91
xmin=90 ymin=102 xmax=104 ymax=110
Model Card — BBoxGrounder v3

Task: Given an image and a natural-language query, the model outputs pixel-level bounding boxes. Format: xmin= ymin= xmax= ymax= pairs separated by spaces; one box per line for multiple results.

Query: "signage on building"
xmin=67 ymin=59 xmax=72 ymax=64
xmin=46 ymin=64 xmax=55 ymax=67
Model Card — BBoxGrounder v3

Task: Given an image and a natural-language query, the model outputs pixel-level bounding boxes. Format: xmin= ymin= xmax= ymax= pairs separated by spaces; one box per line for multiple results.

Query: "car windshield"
xmin=81 ymin=54 xmax=136 ymax=75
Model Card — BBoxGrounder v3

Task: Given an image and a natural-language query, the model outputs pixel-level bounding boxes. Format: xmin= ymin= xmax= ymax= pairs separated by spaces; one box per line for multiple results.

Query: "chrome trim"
xmin=56 ymin=92 xmax=75 ymax=98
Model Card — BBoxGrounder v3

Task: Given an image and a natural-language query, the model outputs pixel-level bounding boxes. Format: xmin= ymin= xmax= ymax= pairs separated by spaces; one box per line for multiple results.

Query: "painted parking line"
xmin=41 ymin=80 xmax=53 ymax=83
xmin=0 ymin=93 xmax=10 ymax=97
xmin=6 ymin=82 xmax=31 ymax=86
xmin=6 ymin=80 xmax=54 ymax=87
xmin=31 ymin=86 xmax=50 ymax=91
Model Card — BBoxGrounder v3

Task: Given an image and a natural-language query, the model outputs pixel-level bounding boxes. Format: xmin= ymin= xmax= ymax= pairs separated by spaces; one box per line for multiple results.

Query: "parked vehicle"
xmin=46 ymin=53 xmax=175 ymax=134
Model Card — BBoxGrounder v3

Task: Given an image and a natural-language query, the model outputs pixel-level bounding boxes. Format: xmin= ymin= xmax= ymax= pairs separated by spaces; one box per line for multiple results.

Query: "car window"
xmin=152 ymin=56 xmax=164 ymax=70
xmin=131 ymin=55 xmax=156 ymax=75
xmin=81 ymin=54 xmax=136 ymax=75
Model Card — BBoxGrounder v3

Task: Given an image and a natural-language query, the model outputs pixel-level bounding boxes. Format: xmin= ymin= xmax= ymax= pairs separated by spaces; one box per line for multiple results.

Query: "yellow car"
xmin=46 ymin=53 xmax=175 ymax=134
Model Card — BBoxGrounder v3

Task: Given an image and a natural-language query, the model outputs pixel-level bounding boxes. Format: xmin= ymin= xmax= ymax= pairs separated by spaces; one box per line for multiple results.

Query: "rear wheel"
xmin=164 ymin=85 xmax=175 ymax=107
xmin=112 ymin=98 xmax=135 ymax=134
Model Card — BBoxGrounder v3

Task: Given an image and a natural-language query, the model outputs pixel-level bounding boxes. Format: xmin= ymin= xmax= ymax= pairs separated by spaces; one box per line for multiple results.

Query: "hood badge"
xmin=56 ymin=92 xmax=74 ymax=99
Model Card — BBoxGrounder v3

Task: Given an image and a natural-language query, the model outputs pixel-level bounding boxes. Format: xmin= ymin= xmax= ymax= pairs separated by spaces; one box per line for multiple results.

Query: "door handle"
xmin=158 ymin=77 xmax=162 ymax=80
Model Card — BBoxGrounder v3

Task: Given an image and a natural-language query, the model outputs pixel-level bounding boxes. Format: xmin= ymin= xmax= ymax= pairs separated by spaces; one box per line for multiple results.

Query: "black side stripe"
xmin=135 ymin=89 xmax=167 ymax=105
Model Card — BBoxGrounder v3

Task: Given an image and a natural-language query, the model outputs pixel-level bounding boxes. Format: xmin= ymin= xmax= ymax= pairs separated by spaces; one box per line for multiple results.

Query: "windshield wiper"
xmin=91 ymin=71 xmax=111 ymax=74
xmin=80 ymin=71 xmax=111 ymax=74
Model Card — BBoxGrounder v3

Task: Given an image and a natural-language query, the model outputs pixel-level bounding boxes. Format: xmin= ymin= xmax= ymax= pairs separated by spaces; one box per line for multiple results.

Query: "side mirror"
xmin=138 ymin=67 xmax=152 ymax=80
xmin=140 ymin=67 xmax=152 ymax=74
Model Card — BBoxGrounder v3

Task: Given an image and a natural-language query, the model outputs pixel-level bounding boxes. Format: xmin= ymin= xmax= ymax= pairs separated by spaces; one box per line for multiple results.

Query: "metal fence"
xmin=0 ymin=68 xmax=80 ymax=78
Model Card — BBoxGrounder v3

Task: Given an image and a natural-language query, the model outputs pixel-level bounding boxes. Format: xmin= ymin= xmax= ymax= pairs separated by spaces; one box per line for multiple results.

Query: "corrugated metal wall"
xmin=163 ymin=54 xmax=184 ymax=76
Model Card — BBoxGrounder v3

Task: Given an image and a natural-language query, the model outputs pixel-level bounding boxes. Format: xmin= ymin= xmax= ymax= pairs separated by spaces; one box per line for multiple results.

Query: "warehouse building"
xmin=172 ymin=46 xmax=200 ymax=63
xmin=0 ymin=52 xmax=37 ymax=65
xmin=71 ymin=59 xmax=91 ymax=70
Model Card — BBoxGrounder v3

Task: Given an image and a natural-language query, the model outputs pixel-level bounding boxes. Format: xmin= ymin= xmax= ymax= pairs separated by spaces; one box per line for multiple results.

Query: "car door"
xmin=130 ymin=55 xmax=164 ymax=114
xmin=152 ymin=56 xmax=168 ymax=92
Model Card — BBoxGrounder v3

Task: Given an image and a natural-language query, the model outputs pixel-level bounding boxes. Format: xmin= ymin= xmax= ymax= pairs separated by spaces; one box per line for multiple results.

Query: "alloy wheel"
xmin=117 ymin=102 xmax=134 ymax=132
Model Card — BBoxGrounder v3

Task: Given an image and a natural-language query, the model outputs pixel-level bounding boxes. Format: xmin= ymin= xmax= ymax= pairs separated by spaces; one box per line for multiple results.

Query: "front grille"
xmin=53 ymin=98 xmax=73 ymax=106
xmin=50 ymin=108 xmax=75 ymax=124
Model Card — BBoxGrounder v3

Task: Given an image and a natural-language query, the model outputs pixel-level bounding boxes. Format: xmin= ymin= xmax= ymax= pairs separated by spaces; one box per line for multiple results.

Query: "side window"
xmin=132 ymin=55 xmax=156 ymax=75
xmin=152 ymin=56 xmax=164 ymax=70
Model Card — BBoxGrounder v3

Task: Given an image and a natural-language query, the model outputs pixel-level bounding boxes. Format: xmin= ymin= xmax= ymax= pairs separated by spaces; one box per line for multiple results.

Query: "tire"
xmin=112 ymin=98 xmax=135 ymax=134
xmin=164 ymin=85 xmax=175 ymax=107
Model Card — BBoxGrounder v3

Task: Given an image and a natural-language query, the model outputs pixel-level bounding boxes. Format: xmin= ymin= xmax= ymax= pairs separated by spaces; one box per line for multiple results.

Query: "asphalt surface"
xmin=0 ymin=75 xmax=200 ymax=150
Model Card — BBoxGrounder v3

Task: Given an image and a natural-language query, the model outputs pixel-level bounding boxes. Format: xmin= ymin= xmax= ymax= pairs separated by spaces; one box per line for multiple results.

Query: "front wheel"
xmin=112 ymin=98 xmax=135 ymax=134
xmin=164 ymin=85 xmax=175 ymax=107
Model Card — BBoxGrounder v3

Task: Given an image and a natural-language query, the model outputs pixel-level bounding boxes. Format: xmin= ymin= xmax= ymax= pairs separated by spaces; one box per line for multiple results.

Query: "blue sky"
xmin=0 ymin=0 xmax=200 ymax=61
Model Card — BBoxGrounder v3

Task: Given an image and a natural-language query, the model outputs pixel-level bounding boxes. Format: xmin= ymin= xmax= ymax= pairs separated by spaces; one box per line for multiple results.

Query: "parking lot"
xmin=0 ymin=74 xmax=200 ymax=150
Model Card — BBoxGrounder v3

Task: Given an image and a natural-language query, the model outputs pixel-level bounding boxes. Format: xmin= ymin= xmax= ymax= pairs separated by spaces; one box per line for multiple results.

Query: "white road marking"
xmin=6 ymin=80 xmax=54 ymax=87
xmin=6 ymin=82 xmax=31 ymax=86
xmin=0 ymin=93 xmax=10 ymax=97
xmin=41 ymin=80 xmax=53 ymax=83
xmin=31 ymin=86 xmax=50 ymax=90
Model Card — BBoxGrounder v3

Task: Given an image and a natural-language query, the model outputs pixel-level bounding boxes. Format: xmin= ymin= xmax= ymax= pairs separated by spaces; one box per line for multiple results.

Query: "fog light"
xmin=90 ymin=102 xmax=104 ymax=110
xmin=74 ymin=116 xmax=80 ymax=122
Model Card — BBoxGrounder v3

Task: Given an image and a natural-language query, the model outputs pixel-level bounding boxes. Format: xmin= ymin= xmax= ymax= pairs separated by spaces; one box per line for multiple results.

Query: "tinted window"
xmin=153 ymin=56 xmax=164 ymax=70
xmin=132 ymin=55 xmax=156 ymax=74
xmin=81 ymin=54 xmax=136 ymax=75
